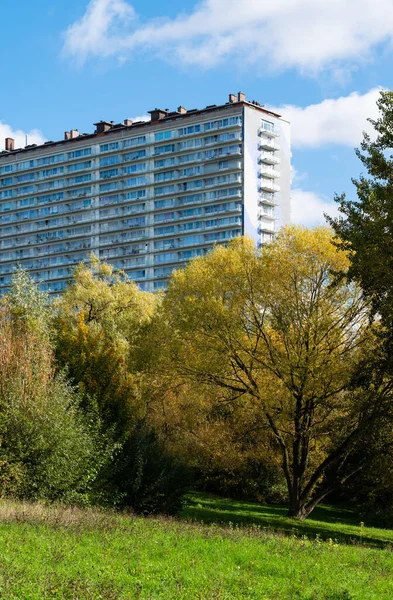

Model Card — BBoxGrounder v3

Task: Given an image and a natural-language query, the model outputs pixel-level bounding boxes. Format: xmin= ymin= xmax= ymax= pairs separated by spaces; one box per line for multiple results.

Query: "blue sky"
xmin=1 ymin=0 xmax=391 ymax=225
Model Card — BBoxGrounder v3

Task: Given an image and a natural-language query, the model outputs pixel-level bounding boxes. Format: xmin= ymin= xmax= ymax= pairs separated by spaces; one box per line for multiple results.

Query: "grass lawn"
xmin=0 ymin=495 xmax=391 ymax=599
xmin=182 ymin=492 xmax=393 ymax=548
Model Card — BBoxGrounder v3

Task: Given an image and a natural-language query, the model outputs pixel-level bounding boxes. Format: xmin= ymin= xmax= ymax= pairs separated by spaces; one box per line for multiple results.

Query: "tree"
xmin=154 ymin=228 xmax=390 ymax=519
xmin=328 ymin=90 xmax=393 ymax=357
xmin=0 ymin=271 xmax=100 ymax=503
xmin=54 ymin=256 xmax=158 ymax=435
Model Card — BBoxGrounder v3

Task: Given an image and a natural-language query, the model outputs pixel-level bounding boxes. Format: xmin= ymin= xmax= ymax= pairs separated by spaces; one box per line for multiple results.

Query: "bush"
xmin=199 ymin=459 xmax=287 ymax=504
xmin=0 ymin=271 xmax=102 ymax=504
xmin=0 ymin=373 xmax=100 ymax=504
xmin=102 ymin=423 xmax=193 ymax=515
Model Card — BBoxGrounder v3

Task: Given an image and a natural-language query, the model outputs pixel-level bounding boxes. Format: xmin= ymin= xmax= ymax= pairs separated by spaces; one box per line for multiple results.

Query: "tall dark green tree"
xmin=328 ymin=90 xmax=393 ymax=355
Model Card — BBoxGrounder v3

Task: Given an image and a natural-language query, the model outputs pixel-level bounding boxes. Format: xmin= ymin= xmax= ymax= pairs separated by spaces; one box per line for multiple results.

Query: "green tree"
xmin=328 ymin=90 xmax=393 ymax=356
xmin=153 ymin=228 xmax=390 ymax=519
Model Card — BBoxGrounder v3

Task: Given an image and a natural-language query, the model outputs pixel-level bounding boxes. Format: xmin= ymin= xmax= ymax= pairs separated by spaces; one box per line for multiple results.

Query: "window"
xmin=155 ymin=130 xmax=173 ymax=141
xmin=100 ymin=142 xmax=120 ymax=152
xmin=123 ymin=149 xmax=146 ymax=161
xmin=261 ymin=119 xmax=275 ymax=133
xmin=154 ymin=157 xmax=176 ymax=168
xmin=178 ymin=207 xmax=203 ymax=219
xmin=154 ymin=212 xmax=175 ymax=223
xmin=178 ymin=234 xmax=203 ymax=246
xmin=68 ymin=174 xmax=91 ymax=185
xmin=177 ymin=193 xmax=204 ymax=206
xmin=100 ymin=194 xmax=120 ymax=206
xmin=154 ymin=171 xmax=175 ymax=182
xmin=205 ymin=229 xmax=241 ymax=242
xmin=154 ymin=225 xmax=175 ymax=236
xmin=124 ymin=216 xmax=145 ymax=227
xmin=178 ymin=221 xmax=204 ymax=232
xmin=124 ymin=189 xmax=146 ymax=200
xmin=128 ymin=269 xmax=146 ymax=280
xmin=154 ymin=184 xmax=175 ymax=196
xmin=154 ymin=280 xmax=168 ymax=290
xmin=123 ymin=163 xmax=146 ymax=174
xmin=125 ymin=176 xmax=147 ymax=188
xmin=100 ymin=181 xmax=119 ymax=192
xmin=68 ymin=148 xmax=91 ymax=159
xmin=154 ymin=239 xmax=176 ymax=251
xmin=99 ymin=155 xmax=120 ymax=167
xmin=0 ymin=165 xmax=13 ymax=174
xmin=177 ymin=139 xmax=203 ymax=150
xmin=178 ymin=125 xmax=201 ymax=136
xmin=180 ymin=166 xmax=202 ymax=177
xmin=67 ymin=160 xmax=92 ymax=173
xmin=37 ymin=154 xmax=65 ymax=166
xmin=154 ymin=198 xmax=176 ymax=209
xmin=37 ymin=192 xmax=65 ymax=204
xmin=204 ymin=117 xmax=241 ymax=131
xmin=123 ymin=136 xmax=146 ymax=148
xmin=154 ymin=267 xmax=173 ymax=277
xmin=154 ymin=252 xmax=177 ymax=264
xmin=100 ymin=168 xmax=119 ymax=179
xmin=16 ymin=173 xmax=35 ymax=183
xmin=154 ymin=144 xmax=175 ymax=155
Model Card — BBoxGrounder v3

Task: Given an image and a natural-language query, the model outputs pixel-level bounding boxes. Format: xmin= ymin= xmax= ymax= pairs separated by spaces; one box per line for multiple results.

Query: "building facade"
xmin=0 ymin=92 xmax=290 ymax=294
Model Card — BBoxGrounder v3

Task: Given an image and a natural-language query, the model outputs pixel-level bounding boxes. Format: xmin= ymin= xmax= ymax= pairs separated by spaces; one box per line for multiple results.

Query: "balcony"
xmin=260 ymin=166 xmax=280 ymax=179
xmin=258 ymin=224 xmax=274 ymax=235
xmin=259 ymin=152 xmax=280 ymax=166
xmin=258 ymin=232 xmax=274 ymax=245
xmin=259 ymin=180 xmax=280 ymax=193
xmin=258 ymin=126 xmax=280 ymax=138
xmin=258 ymin=209 xmax=275 ymax=220
xmin=258 ymin=139 xmax=280 ymax=152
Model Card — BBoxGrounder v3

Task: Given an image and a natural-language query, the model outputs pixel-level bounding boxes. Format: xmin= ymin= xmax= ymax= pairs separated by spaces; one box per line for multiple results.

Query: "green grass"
xmin=0 ymin=496 xmax=392 ymax=599
xmin=181 ymin=492 xmax=393 ymax=548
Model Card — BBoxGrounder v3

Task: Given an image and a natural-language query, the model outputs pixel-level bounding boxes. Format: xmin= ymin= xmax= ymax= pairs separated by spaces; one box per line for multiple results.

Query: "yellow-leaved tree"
xmin=54 ymin=256 xmax=158 ymax=435
xmin=153 ymin=227 xmax=390 ymax=519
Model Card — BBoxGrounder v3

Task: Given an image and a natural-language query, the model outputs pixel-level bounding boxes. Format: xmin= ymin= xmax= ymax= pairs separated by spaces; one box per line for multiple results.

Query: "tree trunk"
xmin=287 ymin=493 xmax=310 ymax=520
xmin=287 ymin=497 xmax=317 ymax=520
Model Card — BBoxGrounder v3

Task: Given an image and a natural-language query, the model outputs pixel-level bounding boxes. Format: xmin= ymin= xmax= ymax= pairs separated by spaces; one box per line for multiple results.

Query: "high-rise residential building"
xmin=0 ymin=92 xmax=290 ymax=294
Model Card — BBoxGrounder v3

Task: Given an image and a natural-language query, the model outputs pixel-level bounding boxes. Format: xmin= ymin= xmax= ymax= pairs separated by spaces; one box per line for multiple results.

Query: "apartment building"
xmin=0 ymin=92 xmax=290 ymax=293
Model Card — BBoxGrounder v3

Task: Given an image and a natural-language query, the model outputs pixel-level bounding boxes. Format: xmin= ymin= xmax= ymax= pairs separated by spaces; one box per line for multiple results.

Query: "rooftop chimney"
xmin=177 ymin=106 xmax=187 ymax=114
xmin=5 ymin=137 xmax=14 ymax=151
xmin=229 ymin=93 xmax=236 ymax=103
xmin=94 ymin=121 xmax=113 ymax=134
xmin=70 ymin=129 xmax=79 ymax=139
xmin=64 ymin=131 xmax=71 ymax=140
xmin=148 ymin=108 xmax=169 ymax=122
xmin=124 ymin=119 xmax=133 ymax=126
xmin=238 ymin=91 xmax=246 ymax=102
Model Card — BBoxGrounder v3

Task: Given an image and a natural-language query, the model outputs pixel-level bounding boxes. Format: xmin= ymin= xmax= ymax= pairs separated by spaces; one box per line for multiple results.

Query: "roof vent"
xmin=5 ymin=138 xmax=14 ymax=151
xmin=124 ymin=119 xmax=133 ymax=126
xmin=177 ymin=106 xmax=187 ymax=114
xmin=229 ymin=93 xmax=237 ymax=103
xmin=238 ymin=91 xmax=246 ymax=102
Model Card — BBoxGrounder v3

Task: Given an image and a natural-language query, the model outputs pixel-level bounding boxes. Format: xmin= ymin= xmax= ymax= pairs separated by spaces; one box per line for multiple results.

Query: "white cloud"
xmin=63 ymin=0 xmax=135 ymax=65
xmin=0 ymin=122 xmax=45 ymax=151
xmin=127 ymin=114 xmax=149 ymax=123
xmin=273 ymin=88 xmax=383 ymax=148
xmin=63 ymin=0 xmax=393 ymax=73
xmin=291 ymin=189 xmax=340 ymax=227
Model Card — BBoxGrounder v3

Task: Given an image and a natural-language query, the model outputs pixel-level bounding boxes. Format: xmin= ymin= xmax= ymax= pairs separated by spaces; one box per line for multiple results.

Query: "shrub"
xmin=102 ymin=423 xmax=193 ymax=515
